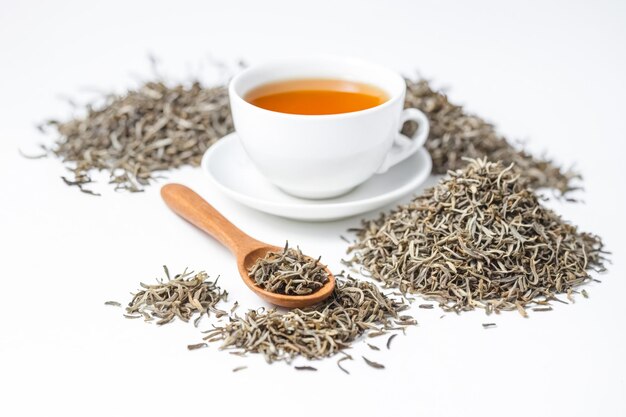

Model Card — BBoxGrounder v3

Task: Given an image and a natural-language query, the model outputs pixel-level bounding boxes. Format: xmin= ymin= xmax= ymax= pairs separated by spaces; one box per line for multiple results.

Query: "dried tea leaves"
xmin=248 ymin=243 xmax=329 ymax=295
xmin=187 ymin=343 xmax=208 ymax=351
xmin=42 ymin=81 xmax=232 ymax=193
xmin=403 ymin=79 xmax=579 ymax=194
xmin=203 ymin=275 xmax=412 ymax=363
xmin=294 ymin=366 xmax=317 ymax=371
xmin=362 ymin=356 xmax=385 ymax=369
xmin=126 ymin=267 xmax=228 ymax=324
xmin=347 ymin=158 xmax=606 ymax=314
xmin=337 ymin=355 xmax=353 ymax=375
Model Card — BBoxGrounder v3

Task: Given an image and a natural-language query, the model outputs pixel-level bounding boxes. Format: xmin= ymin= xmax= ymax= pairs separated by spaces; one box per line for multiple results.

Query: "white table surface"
xmin=1 ymin=1 xmax=625 ymax=416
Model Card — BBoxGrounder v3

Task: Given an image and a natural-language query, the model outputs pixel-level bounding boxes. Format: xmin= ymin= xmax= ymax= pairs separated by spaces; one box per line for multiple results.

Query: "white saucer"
xmin=201 ymin=133 xmax=432 ymax=221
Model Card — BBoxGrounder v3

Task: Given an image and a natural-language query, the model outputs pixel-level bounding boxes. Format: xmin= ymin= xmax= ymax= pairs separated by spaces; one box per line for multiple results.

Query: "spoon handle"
xmin=161 ymin=183 xmax=262 ymax=256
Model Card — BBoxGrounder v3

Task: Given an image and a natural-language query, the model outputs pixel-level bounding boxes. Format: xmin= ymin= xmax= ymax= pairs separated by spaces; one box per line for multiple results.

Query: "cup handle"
xmin=375 ymin=108 xmax=430 ymax=174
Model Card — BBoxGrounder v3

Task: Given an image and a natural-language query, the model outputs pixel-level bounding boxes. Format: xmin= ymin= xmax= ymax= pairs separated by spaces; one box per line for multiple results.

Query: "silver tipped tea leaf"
xmin=362 ymin=356 xmax=385 ymax=369
xmin=294 ymin=366 xmax=317 ymax=371
xmin=187 ymin=343 xmax=208 ymax=351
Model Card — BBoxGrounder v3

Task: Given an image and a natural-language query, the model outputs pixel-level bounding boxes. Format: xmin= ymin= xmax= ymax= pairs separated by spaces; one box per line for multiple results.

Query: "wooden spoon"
xmin=160 ymin=183 xmax=336 ymax=308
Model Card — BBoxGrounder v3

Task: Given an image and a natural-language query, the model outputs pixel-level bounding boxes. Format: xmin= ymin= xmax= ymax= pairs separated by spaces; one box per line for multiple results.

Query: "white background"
xmin=1 ymin=1 xmax=625 ymax=416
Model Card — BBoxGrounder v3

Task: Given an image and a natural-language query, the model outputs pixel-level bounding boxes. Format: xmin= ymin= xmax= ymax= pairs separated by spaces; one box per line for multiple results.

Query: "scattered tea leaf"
xmin=230 ymin=301 xmax=239 ymax=313
xmin=362 ymin=356 xmax=385 ymax=369
xmin=294 ymin=366 xmax=317 ymax=371
xmin=232 ymin=366 xmax=247 ymax=373
xmin=104 ymin=301 xmax=121 ymax=307
xmin=366 ymin=343 xmax=380 ymax=351
xmin=482 ymin=323 xmax=497 ymax=329
xmin=337 ymin=356 xmax=352 ymax=375
xmin=187 ymin=343 xmax=208 ymax=351
xmin=386 ymin=334 xmax=397 ymax=349
xmin=61 ymin=176 xmax=101 ymax=196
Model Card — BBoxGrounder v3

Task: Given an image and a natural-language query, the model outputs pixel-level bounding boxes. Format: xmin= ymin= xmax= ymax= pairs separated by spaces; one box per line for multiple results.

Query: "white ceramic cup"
xmin=229 ymin=56 xmax=430 ymax=199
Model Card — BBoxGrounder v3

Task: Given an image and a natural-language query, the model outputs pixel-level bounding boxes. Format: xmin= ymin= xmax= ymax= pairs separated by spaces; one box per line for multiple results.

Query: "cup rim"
xmin=228 ymin=55 xmax=406 ymax=120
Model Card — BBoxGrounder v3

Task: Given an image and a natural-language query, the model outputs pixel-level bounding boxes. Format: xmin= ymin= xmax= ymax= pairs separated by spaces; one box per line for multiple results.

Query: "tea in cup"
xmin=229 ymin=56 xmax=429 ymax=199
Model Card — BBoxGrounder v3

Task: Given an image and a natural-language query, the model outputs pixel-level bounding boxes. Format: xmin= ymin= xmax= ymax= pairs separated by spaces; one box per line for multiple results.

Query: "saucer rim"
xmin=201 ymin=132 xmax=432 ymax=211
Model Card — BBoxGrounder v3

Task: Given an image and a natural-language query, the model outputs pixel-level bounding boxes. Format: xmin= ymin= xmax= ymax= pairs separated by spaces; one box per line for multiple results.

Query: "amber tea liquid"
xmin=244 ymin=78 xmax=389 ymax=115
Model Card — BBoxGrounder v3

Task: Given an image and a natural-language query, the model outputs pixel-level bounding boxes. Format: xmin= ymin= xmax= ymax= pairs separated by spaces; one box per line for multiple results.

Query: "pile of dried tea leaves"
xmin=125 ymin=267 xmax=228 ymax=325
xmin=403 ymin=79 xmax=579 ymax=194
xmin=42 ymin=81 xmax=232 ymax=194
xmin=249 ymin=243 xmax=329 ymax=295
xmin=346 ymin=158 xmax=607 ymax=315
xmin=202 ymin=275 xmax=414 ymax=363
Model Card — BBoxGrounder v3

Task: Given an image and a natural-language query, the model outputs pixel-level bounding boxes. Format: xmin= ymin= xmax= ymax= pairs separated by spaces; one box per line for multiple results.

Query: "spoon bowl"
xmin=161 ymin=183 xmax=336 ymax=308
xmin=238 ymin=246 xmax=336 ymax=308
